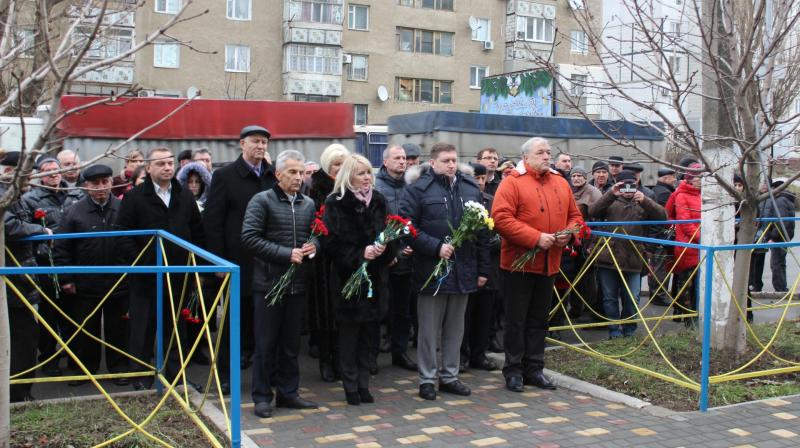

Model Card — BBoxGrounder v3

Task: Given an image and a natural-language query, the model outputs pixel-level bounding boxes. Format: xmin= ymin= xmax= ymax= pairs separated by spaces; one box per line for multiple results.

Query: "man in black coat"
xmin=652 ymin=168 xmax=677 ymax=207
xmin=400 ymin=143 xmax=491 ymax=401
xmin=114 ymin=147 xmax=205 ymax=390
xmin=647 ymin=167 xmax=677 ymax=306
xmin=54 ymin=164 xmax=130 ymax=385
xmin=21 ymin=157 xmax=83 ymax=376
xmin=203 ymin=125 xmax=277 ymax=383
xmin=1 ymin=152 xmax=51 ymax=401
xmin=241 ymin=150 xmax=319 ymax=418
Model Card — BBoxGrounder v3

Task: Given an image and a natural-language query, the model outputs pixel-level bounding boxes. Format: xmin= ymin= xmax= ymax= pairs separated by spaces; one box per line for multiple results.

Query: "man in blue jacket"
xmin=400 ymin=143 xmax=491 ymax=401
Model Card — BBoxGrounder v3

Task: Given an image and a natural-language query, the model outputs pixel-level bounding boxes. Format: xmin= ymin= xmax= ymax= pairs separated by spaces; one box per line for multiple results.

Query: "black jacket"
xmin=306 ymin=168 xmax=336 ymax=330
xmin=114 ymin=176 xmax=205 ymax=291
xmin=2 ymin=185 xmax=47 ymax=307
xmin=20 ymin=183 xmax=83 ymax=232
xmin=202 ymin=155 xmax=276 ymax=293
xmin=759 ymin=191 xmax=796 ymax=242
xmin=54 ymin=195 xmax=128 ymax=299
xmin=241 ymin=185 xmax=319 ymax=294
xmin=485 ymin=174 xmax=501 ymax=196
xmin=480 ymin=191 xmax=501 ymax=290
xmin=375 ymin=166 xmax=412 ymax=275
xmin=399 ymin=170 xmax=490 ymax=295
xmin=652 ymin=181 xmax=676 ymax=207
xmin=322 ymin=189 xmax=395 ymax=323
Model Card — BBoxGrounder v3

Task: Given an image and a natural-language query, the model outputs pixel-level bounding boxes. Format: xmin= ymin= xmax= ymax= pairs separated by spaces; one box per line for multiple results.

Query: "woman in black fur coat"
xmin=322 ymin=154 xmax=396 ymax=405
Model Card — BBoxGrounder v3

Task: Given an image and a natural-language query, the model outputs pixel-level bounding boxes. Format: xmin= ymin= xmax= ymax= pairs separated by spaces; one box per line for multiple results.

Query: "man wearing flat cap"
xmin=652 ymin=168 xmax=676 ymax=207
xmin=608 ymin=156 xmax=624 ymax=180
xmin=623 ymin=162 xmax=656 ymax=200
xmin=202 ymin=125 xmax=277 ymax=392
xmin=402 ymin=143 xmax=422 ymax=167
xmin=54 ymin=164 xmax=130 ymax=385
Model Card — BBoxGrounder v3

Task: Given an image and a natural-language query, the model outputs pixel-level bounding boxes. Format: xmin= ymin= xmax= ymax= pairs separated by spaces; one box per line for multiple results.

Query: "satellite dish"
xmin=186 ymin=86 xmax=200 ymax=99
xmin=377 ymin=85 xmax=389 ymax=102
xmin=468 ymin=16 xmax=480 ymax=30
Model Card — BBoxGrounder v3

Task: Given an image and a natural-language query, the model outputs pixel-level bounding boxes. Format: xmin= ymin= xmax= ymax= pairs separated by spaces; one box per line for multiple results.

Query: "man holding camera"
xmin=588 ymin=170 xmax=666 ymax=339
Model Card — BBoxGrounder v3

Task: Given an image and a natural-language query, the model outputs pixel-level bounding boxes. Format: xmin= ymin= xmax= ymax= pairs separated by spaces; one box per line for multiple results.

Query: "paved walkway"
xmin=217 ymin=352 xmax=800 ymax=448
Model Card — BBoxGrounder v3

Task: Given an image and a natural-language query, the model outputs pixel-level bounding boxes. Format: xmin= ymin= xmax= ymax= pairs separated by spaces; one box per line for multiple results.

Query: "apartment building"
xmin=64 ymin=0 xmax=601 ymax=125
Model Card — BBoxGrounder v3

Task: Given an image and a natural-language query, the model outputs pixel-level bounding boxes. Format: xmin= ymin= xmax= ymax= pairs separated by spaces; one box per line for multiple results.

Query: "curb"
xmin=9 ymin=388 xmax=154 ymax=408
xmin=486 ymin=352 xmax=677 ymax=418
xmin=188 ymin=388 xmax=260 ymax=448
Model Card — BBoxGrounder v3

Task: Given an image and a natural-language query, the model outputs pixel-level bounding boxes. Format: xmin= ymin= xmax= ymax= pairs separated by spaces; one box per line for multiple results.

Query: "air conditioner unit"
xmin=483 ymin=40 xmax=494 ymax=51
xmin=137 ymin=90 xmax=155 ymax=97
xmin=342 ymin=54 xmax=352 ymax=64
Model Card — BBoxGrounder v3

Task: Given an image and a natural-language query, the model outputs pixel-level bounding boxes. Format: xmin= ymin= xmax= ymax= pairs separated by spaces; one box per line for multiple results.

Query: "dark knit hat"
xmin=471 ymin=163 xmax=487 ymax=176
xmin=591 ymin=161 xmax=609 ymax=173
xmin=616 ymin=170 xmax=637 ymax=183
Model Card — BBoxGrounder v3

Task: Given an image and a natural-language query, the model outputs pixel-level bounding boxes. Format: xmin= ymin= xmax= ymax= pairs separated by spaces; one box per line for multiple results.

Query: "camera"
xmin=619 ymin=183 xmax=637 ymax=194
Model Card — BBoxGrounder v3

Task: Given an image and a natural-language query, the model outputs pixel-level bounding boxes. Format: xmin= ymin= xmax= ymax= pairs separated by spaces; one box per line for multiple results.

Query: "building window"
xmin=154 ymin=40 xmax=180 ymax=68
xmin=286 ymin=44 xmax=342 ymax=75
xmin=348 ymin=4 xmax=369 ymax=30
xmin=471 ymin=18 xmax=490 ymax=42
xmin=354 ymin=104 xmax=368 ymax=125
xmin=227 ymin=0 xmax=251 ymax=20
xmin=15 ymin=28 xmax=35 ymax=58
xmin=397 ymin=28 xmax=453 ymax=56
xmin=296 ymin=0 xmax=341 ymax=24
xmin=570 ymin=74 xmax=587 ymax=96
xmin=294 ymin=94 xmax=336 ymax=102
xmin=668 ymin=55 xmax=683 ymax=76
xmin=395 ymin=77 xmax=452 ymax=103
xmin=570 ymin=30 xmax=587 ymax=54
xmin=398 ymin=0 xmax=414 ymax=6
xmin=421 ymin=0 xmax=453 ymax=11
xmin=470 ymin=66 xmax=488 ymax=89
xmin=225 ymin=44 xmax=250 ymax=72
xmin=668 ymin=21 xmax=682 ymax=37
xmin=521 ymin=17 xmax=554 ymax=43
xmin=348 ymin=54 xmax=368 ymax=80
xmin=82 ymin=27 xmax=133 ymax=59
xmin=155 ymin=0 xmax=181 ymax=14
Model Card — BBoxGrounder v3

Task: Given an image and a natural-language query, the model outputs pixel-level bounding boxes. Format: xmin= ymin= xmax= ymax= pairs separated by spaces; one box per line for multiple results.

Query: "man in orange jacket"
xmin=491 ymin=137 xmax=583 ymax=393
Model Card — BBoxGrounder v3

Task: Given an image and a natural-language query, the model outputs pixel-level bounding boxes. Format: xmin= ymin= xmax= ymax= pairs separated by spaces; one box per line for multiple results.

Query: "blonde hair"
xmin=320 ymin=143 xmax=350 ymax=175
xmin=332 ymin=154 xmax=373 ymax=199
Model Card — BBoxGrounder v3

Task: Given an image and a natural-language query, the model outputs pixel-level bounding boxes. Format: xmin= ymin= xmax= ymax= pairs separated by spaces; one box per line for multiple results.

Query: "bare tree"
xmin=524 ymin=0 xmax=800 ymax=354
xmin=0 ymin=1 xmax=206 ymax=445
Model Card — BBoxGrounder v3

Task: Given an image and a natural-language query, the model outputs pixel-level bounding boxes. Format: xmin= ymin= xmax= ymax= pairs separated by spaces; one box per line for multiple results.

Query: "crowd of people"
xmin=2 ymin=127 xmax=795 ymax=416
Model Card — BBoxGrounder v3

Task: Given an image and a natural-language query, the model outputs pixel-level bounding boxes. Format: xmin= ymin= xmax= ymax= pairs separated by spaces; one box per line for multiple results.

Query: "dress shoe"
xmin=470 ymin=356 xmax=498 ymax=371
xmin=319 ymin=359 xmax=336 ymax=383
xmin=488 ymin=335 xmax=504 ymax=353
xmin=276 ymin=395 xmax=318 ymax=409
xmin=391 ymin=352 xmax=418 ymax=371
xmin=506 ymin=375 xmax=524 ymax=392
xmin=652 ymin=297 xmax=673 ymax=307
xmin=419 ymin=383 xmax=436 ymax=400
xmin=131 ymin=381 xmax=149 ymax=391
xmin=439 ymin=380 xmax=471 ymax=396
xmin=187 ymin=380 xmax=204 ymax=393
xmin=254 ymin=402 xmax=272 ymax=418
xmin=524 ymin=371 xmax=557 ymax=390
xmin=459 ymin=357 xmax=469 ymax=372
xmin=220 ymin=382 xmax=231 ymax=395
xmin=345 ymin=391 xmax=361 ymax=406
xmin=358 ymin=388 xmax=374 ymax=403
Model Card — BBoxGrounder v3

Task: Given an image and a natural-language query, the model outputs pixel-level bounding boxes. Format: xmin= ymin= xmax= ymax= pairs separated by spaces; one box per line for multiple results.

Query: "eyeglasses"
xmin=481 ymin=156 xmax=499 ymax=161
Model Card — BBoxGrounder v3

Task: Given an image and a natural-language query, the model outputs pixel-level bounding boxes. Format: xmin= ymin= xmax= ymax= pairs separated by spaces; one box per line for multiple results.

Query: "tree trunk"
xmin=0 ymin=211 xmax=8 ymax=448
xmin=725 ymin=202 xmax=758 ymax=354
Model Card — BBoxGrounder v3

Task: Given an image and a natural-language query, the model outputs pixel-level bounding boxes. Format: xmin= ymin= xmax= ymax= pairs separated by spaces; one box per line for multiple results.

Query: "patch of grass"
xmin=11 ymin=394 xmax=228 ymax=447
xmin=548 ymin=320 xmax=800 ymax=411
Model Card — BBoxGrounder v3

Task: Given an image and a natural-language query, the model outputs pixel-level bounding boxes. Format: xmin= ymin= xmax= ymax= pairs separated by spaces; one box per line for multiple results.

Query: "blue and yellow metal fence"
xmin=547 ymin=217 xmax=800 ymax=412
xmin=2 ymin=230 xmax=242 ymax=448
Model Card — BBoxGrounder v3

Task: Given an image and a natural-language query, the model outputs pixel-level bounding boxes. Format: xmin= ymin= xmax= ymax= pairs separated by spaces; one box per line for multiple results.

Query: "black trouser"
xmin=10 ymin=306 xmax=38 ymax=402
xmin=501 ymin=270 xmax=555 ymax=379
xmin=749 ymin=251 xmax=766 ymax=292
xmin=388 ymin=272 xmax=414 ymax=355
xmin=251 ymin=291 xmax=304 ymax=405
xmin=338 ymin=321 xmax=375 ymax=393
xmin=770 ymin=247 xmax=788 ymax=292
xmin=65 ymin=292 xmax=129 ymax=374
xmin=37 ymin=279 xmax=64 ymax=369
xmin=128 ymin=278 xmax=187 ymax=385
xmin=461 ymin=289 xmax=494 ymax=362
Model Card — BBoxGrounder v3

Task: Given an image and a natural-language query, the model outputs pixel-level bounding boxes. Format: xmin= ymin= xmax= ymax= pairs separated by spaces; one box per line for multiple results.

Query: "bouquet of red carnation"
xmin=510 ymin=220 xmax=590 ymax=271
xmin=181 ymin=291 xmax=203 ymax=325
xmin=341 ymin=214 xmax=417 ymax=300
xmin=265 ymin=206 xmax=329 ymax=306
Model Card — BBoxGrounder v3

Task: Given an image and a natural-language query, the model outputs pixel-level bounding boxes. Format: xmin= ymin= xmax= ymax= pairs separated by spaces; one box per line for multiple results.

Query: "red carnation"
xmin=407 ymin=223 xmax=418 ymax=238
xmin=315 ymin=205 xmax=326 ymax=219
xmin=181 ymin=308 xmax=190 ymax=318
xmin=311 ymin=218 xmax=329 ymax=236
xmin=34 ymin=209 xmax=47 ymax=220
